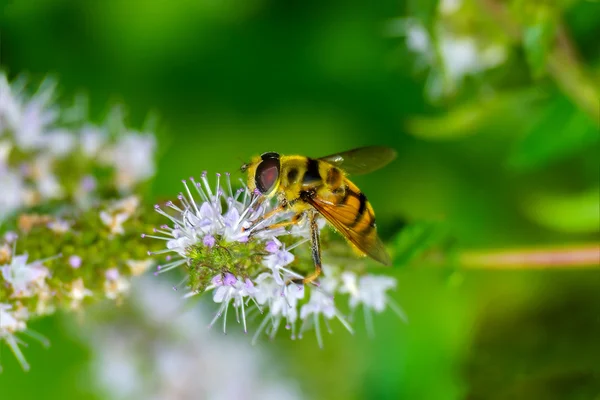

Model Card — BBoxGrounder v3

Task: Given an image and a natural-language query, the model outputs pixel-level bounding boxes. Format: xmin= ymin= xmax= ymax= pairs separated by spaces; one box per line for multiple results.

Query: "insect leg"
xmin=249 ymin=213 xmax=304 ymax=237
xmin=295 ymin=210 xmax=322 ymax=285
xmin=242 ymin=203 xmax=287 ymax=232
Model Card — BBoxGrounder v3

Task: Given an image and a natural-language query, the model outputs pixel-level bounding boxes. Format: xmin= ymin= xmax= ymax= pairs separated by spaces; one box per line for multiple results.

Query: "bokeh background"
xmin=1 ymin=0 xmax=599 ymax=399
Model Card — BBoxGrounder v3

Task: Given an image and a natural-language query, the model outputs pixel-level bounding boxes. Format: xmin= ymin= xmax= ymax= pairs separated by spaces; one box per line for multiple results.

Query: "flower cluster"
xmin=0 ymin=73 xmax=160 ymax=371
xmin=148 ymin=174 xmax=406 ymax=347
xmin=80 ymin=277 xmax=304 ymax=400
xmin=0 ymin=198 xmax=161 ymax=371
xmin=385 ymin=0 xmax=508 ymax=100
xmin=0 ymin=72 xmax=156 ymax=221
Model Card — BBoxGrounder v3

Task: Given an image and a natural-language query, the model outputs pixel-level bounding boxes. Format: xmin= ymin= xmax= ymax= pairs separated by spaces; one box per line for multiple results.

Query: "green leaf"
xmin=507 ymin=92 xmax=599 ymax=171
xmin=392 ymin=221 xmax=449 ymax=267
xmin=407 ymin=0 xmax=440 ymax=31
xmin=521 ymin=186 xmax=600 ymax=234
xmin=522 ymin=6 xmax=557 ymax=78
xmin=405 ymin=89 xmax=543 ymax=141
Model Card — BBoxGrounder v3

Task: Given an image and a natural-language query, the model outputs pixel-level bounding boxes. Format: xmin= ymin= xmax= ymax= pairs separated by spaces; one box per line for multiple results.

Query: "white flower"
xmin=341 ymin=272 xmax=398 ymax=313
xmin=340 ymin=271 xmax=407 ymax=336
xmin=104 ymin=268 xmax=131 ymax=300
xmin=252 ymin=272 xmax=306 ymax=341
xmin=298 ymin=270 xmax=353 ymax=347
xmin=79 ymin=124 xmax=107 ymax=156
xmin=263 ymin=238 xmax=297 ymax=284
xmin=0 ymin=304 xmax=30 ymax=371
xmin=68 ymin=278 xmax=93 ymax=309
xmin=388 ymin=17 xmax=506 ymax=98
xmin=151 ymin=173 xmax=284 ymax=272
xmin=151 ymin=173 xmax=403 ymax=347
xmin=0 ymin=304 xmax=26 ymax=334
xmin=13 ymin=79 xmax=58 ymax=151
xmin=47 ymin=219 xmax=71 ymax=234
xmin=30 ymin=155 xmax=64 ymax=200
xmin=100 ymin=211 xmax=130 ymax=235
xmin=107 ymin=132 xmax=156 ymax=191
xmin=108 ymin=195 xmax=140 ymax=215
xmin=0 ymin=168 xmax=26 ymax=221
xmin=46 ymin=129 xmax=76 ymax=156
xmin=1 ymin=254 xmax=49 ymax=297
xmin=99 ymin=197 xmax=139 ymax=235
xmin=207 ymin=272 xmax=258 ymax=333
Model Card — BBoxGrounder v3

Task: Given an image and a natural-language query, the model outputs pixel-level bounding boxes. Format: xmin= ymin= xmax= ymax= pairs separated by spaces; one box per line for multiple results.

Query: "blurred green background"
xmin=1 ymin=0 xmax=599 ymax=399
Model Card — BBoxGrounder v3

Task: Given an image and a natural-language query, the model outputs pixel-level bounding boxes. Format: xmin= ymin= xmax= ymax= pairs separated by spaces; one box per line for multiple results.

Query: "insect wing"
xmin=318 ymin=146 xmax=397 ymax=175
xmin=305 ymin=195 xmax=392 ymax=266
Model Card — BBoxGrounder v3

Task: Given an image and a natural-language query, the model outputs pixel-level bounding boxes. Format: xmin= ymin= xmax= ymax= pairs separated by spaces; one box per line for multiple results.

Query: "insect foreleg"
xmin=242 ymin=202 xmax=287 ymax=232
xmin=249 ymin=212 xmax=304 ymax=237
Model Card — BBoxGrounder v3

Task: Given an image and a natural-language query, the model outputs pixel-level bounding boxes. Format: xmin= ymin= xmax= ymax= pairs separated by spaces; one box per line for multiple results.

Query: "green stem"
xmin=457 ymin=243 xmax=600 ymax=269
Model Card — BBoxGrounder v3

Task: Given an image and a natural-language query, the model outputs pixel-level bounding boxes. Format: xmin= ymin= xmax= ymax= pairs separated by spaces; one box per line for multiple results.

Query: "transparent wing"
xmin=318 ymin=146 xmax=397 ymax=175
xmin=306 ymin=195 xmax=392 ymax=266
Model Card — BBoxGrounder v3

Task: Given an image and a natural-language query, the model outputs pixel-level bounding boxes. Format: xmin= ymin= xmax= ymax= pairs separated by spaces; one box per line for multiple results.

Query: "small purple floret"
xmin=105 ymin=268 xmax=120 ymax=281
xmin=203 ymin=235 xmax=216 ymax=248
xmin=223 ymin=273 xmax=237 ymax=286
xmin=265 ymin=240 xmax=279 ymax=253
xmin=4 ymin=231 xmax=18 ymax=243
xmin=69 ymin=255 xmax=82 ymax=269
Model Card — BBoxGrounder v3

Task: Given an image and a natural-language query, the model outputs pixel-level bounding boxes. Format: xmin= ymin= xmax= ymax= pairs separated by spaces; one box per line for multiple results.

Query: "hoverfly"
xmin=241 ymin=146 xmax=396 ymax=284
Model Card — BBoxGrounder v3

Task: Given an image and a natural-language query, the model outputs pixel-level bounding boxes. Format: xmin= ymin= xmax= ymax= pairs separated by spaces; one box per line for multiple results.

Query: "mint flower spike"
xmin=149 ymin=173 xmax=405 ymax=347
xmin=1 ymin=72 xmax=161 ymax=371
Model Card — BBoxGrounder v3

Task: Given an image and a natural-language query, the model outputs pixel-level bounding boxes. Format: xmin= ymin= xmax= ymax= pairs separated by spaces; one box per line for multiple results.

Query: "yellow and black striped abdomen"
xmin=306 ymin=177 xmax=390 ymax=265
xmin=339 ymin=179 xmax=376 ymax=236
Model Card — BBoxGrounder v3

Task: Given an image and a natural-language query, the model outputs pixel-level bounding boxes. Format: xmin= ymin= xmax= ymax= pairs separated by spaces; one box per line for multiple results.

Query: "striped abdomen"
xmin=337 ymin=179 xmax=376 ymax=236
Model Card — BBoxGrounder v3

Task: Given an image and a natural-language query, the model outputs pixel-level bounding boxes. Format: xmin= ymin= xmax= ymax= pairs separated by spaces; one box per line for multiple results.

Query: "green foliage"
xmin=521 ymin=186 xmax=600 ymax=233
xmin=518 ymin=1 xmax=558 ymax=78
xmin=392 ymin=220 xmax=449 ymax=267
xmin=508 ymin=92 xmax=599 ymax=171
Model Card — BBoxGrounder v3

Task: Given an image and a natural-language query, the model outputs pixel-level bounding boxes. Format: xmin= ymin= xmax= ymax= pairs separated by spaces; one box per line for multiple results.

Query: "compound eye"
xmin=255 ymin=156 xmax=280 ymax=194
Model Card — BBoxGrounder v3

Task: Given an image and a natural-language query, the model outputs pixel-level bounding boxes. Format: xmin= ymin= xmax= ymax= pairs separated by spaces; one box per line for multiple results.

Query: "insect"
xmin=241 ymin=146 xmax=397 ymax=284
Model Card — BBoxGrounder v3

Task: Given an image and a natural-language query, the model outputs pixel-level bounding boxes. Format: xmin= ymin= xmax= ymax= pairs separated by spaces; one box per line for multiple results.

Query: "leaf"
xmin=407 ymin=0 xmax=440 ymax=32
xmin=521 ymin=186 xmax=600 ymax=234
xmin=405 ymin=88 xmax=544 ymax=141
xmin=512 ymin=0 xmax=558 ymax=78
xmin=507 ymin=92 xmax=599 ymax=171
xmin=523 ymin=15 xmax=557 ymax=78
xmin=392 ymin=220 xmax=449 ymax=267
